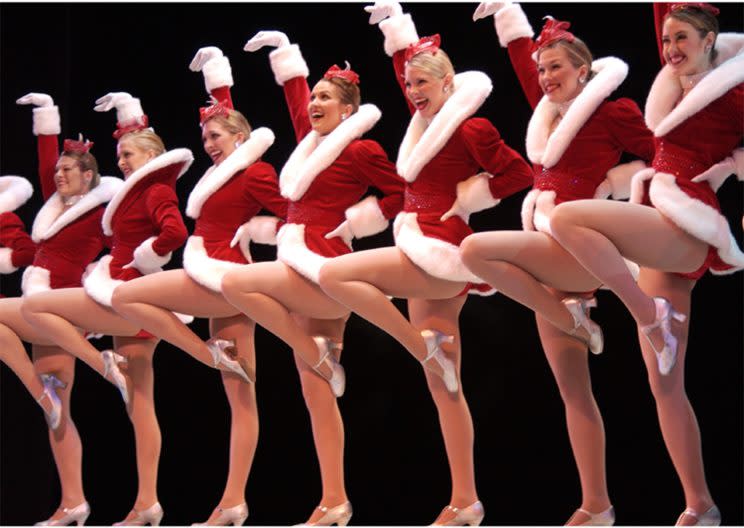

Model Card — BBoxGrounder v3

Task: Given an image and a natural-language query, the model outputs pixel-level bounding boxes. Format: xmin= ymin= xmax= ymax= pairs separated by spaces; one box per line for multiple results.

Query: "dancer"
xmin=316 ymin=3 xmax=532 ymax=524
xmin=111 ymin=46 xmax=287 ymax=525
xmin=22 ymin=93 xmax=194 ymax=525
xmin=549 ymin=3 xmax=742 ymax=525
xmin=462 ymin=3 xmax=655 ymax=524
xmin=3 ymin=94 xmax=122 ymax=525
xmin=221 ymin=30 xmax=405 ymax=524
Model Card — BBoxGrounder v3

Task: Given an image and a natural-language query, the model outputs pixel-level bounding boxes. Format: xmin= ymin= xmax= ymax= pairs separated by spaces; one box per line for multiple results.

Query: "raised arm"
xmin=16 ymin=93 xmax=60 ymax=200
xmin=244 ymin=31 xmax=312 ymax=142
xmin=189 ymin=46 xmax=235 ymax=108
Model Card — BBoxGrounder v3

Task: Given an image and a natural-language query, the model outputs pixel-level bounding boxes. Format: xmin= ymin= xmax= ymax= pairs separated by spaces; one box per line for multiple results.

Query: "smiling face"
xmin=404 ymin=64 xmax=453 ymax=119
xmin=307 ymin=80 xmax=353 ymax=136
xmin=54 ymin=155 xmax=92 ymax=197
xmin=537 ymin=45 xmax=588 ymax=104
xmin=116 ymin=138 xmax=156 ymax=179
xmin=202 ymin=119 xmax=245 ymax=166
xmin=662 ymin=16 xmax=715 ymax=76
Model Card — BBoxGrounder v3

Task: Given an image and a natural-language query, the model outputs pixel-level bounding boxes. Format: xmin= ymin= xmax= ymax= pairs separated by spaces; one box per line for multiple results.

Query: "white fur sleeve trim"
xmin=32 ymin=106 xmax=61 ymax=136
xmin=380 ymin=13 xmax=419 ymax=57
xmin=247 ymin=216 xmax=280 ymax=245
xmin=0 ymin=247 xmax=17 ymax=274
xmin=117 ymin=98 xmax=145 ymax=125
xmin=269 ymin=44 xmax=309 ymax=86
xmin=346 ymin=195 xmax=389 ymax=238
xmin=593 ymin=160 xmax=647 ymax=200
xmin=494 ymin=4 xmax=534 ymax=48
xmin=0 ymin=176 xmax=34 ymax=214
xmin=132 ymin=236 xmax=171 ymax=274
xmin=203 ymin=55 xmax=234 ymax=93
xmin=457 ymin=173 xmax=500 ymax=213
xmin=734 ymin=148 xmax=744 ymax=181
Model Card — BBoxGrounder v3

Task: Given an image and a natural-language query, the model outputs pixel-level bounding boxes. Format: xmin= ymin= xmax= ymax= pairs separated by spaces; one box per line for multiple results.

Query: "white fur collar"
xmin=526 ymin=57 xmax=628 ymax=168
xmin=646 ymin=33 xmax=744 ymax=137
xmin=279 ymin=104 xmax=381 ymax=201
xmin=31 ymin=177 xmax=122 ymax=242
xmin=102 ymin=148 xmax=193 ymax=235
xmin=0 ymin=176 xmax=33 ymax=214
xmin=397 ymin=71 xmax=492 ymax=183
xmin=186 ymin=127 xmax=275 ymax=219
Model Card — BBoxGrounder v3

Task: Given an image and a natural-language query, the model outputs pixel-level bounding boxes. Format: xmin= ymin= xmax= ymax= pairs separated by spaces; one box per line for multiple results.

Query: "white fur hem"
xmin=21 ymin=265 xmax=52 ymax=297
xmin=649 ymin=172 xmax=744 ymax=272
xmin=457 ymin=173 xmax=500 ymax=214
xmin=82 ymin=256 xmax=123 ymax=306
xmin=346 ymin=196 xmax=389 ymax=238
xmin=379 ymin=13 xmax=419 ymax=57
xmin=0 ymin=248 xmax=17 ymax=274
xmin=203 ymin=55 xmax=234 ymax=93
xmin=276 ymin=223 xmax=334 ymax=284
xmin=394 ymin=212 xmax=482 ymax=283
xmin=520 ymin=189 xmax=556 ymax=235
xmin=132 ymin=237 xmax=171 ymax=275
xmin=593 ymin=160 xmax=647 ymax=200
xmin=494 ymin=4 xmax=534 ymax=48
xmin=183 ymin=236 xmax=249 ymax=293
xmin=269 ymin=44 xmax=310 ymax=86
xmin=0 ymin=176 xmax=34 ymax=214
xmin=32 ymin=106 xmax=61 ymax=136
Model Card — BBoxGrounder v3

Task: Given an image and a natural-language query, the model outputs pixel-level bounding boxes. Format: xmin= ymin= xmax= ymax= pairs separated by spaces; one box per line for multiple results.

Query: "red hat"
xmin=112 ymin=115 xmax=149 ymax=140
xmin=199 ymin=97 xmax=233 ymax=125
xmin=670 ymin=3 xmax=720 ymax=16
xmin=323 ymin=62 xmax=360 ymax=85
xmin=535 ymin=17 xmax=575 ymax=50
xmin=63 ymin=135 xmax=94 ymax=154
xmin=404 ymin=34 xmax=441 ymax=64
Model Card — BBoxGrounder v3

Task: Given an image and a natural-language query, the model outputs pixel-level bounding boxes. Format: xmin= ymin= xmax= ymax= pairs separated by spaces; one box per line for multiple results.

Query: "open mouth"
xmin=412 ymin=98 xmax=429 ymax=111
xmin=544 ymin=83 xmax=559 ymax=94
xmin=208 ymin=151 xmax=222 ymax=163
xmin=668 ymin=54 xmax=686 ymax=66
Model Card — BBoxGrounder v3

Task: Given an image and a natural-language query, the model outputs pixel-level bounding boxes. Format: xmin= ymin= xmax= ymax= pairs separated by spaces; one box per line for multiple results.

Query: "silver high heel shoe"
xmin=102 ymin=350 xmax=129 ymax=405
xmin=675 ymin=505 xmax=721 ymax=526
xmin=206 ymin=338 xmax=255 ymax=384
xmin=640 ymin=296 xmax=686 ymax=376
xmin=568 ymin=505 xmax=615 ymax=526
xmin=420 ymin=329 xmax=458 ymax=393
xmin=113 ymin=502 xmax=164 ymax=526
xmin=37 ymin=374 xmax=65 ymax=430
xmin=307 ymin=501 xmax=352 ymax=526
xmin=563 ymin=297 xmax=604 ymax=355
xmin=192 ymin=502 xmax=248 ymax=526
xmin=312 ymin=336 xmax=346 ymax=398
xmin=433 ymin=500 xmax=485 ymax=526
xmin=35 ymin=502 xmax=91 ymax=526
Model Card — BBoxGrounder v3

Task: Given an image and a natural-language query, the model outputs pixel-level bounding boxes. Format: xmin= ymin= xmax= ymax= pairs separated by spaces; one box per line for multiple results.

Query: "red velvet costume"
xmin=265 ymin=43 xmax=405 ymax=283
xmin=0 ymin=177 xmax=36 ymax=277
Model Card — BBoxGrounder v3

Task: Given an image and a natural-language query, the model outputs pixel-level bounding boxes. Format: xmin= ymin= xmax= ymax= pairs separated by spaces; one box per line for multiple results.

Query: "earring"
xmin=704 ymin=45 xmax=711 ymax=53
xmin=579 ymin=77 xmax=586 ymax=84
xmin=341 ymin=114 xmax=347 ymax=121
xmin=443 ymin=86 xmax=449 ymax=93
xmin=234 ymin=141 xmax=242 ymax=148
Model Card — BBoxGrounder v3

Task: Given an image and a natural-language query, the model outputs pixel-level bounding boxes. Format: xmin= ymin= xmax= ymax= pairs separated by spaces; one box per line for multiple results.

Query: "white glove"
xmin=691 ymin=156 xmax=737 ymax=192
xmin=189 ymin=46 xmax=224 ymax=72
xmin=230 ymin=216 xmax=280 ymax=253
xmin=325 ymin=220 xmax=354 ymax=247
xmin=16 ymin=92 xmax=54 ymax=107
xmin=94 ymin=92 xmax=133 ymax=113
xmin=243 ymin=30 xmax=290 ymax=52
xmin=472 ymin=1 xmax=509 ymax=21
xmin=364 ymin=0 xmax=403 ymax=24
xmin=440 ymin=201 xmax=469 ymax=223
xmin=440 ymin=172 xmax=499 ymax=222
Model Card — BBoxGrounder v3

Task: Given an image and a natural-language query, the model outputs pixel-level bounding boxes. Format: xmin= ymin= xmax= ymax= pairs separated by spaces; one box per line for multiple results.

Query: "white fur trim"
xmin=102 ymin=148 xmax=193 ymax=235
xmin=526 ymin=57 xmax=628 ymax=168
xmin=131 ymin=237 xmax=171 ymax=275
xmin=186 ymin=128 xmax=275 ymax=218
xmin=393 ymin=212 xmax=482 ymax=283
xmin=646 ymin=33 xmax=744 ymax=137
xmin=629 ymin=167 xmax=656 ymax=204
xmin=117 ymin=98 xmax=145 ymax=125
xmin=0 ymin=248 xmax=17 ymax=274
xmin=31 ymin=177 xmax=122 ymax=242
xmin=593 ymin=160 xmax=647 ymax=200
xmin=203 ymin=55 xmax=234 ymax=93
xmin=345 ymin=195 xmax=389 ymax=238
xmin=379 ymin=13 xmax=419 ymax=57
xmin=276 ymin=223 xmax=335 ymax=284
xmin=82 ymin=256 xmax=122 ymax=306
xmin=494 ymin=4 xmax=534 ymax=48
xmin=21 ymin=265 xmax=52 ymax=297
xmin=649 ymin=172 xmax=744 ymax=272
xmin=520 ymin=189 xmax=556 ymax=235
xmin=183 ymin=236 xmax=249 ymax=293
xmin=280 ymin=104 xmax=381 ymax=201
xmin=456 ymin=173 xmax=500 ymax=214
xmin=268 ymin=44 xmax=310 ymax=86
xmin=397 ymin=71 xmax=492 ymax=183
xmin=0 ymin=176 xmax=33 ymax=214
xmin=32 ymin=106 xmax=61 ymax=136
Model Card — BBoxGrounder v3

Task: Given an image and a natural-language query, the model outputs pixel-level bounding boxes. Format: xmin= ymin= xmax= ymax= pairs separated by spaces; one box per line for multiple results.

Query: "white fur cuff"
xmin=346 ymin=195 xmax=389 ymax=238
xmin=203 ymin=55 xmax=234 ymax=93
xmin=0 ymin=247 xmax=17 ymax=274
xmin=32 ymin=106 xmax=61 ymax=136
xmin=269 ymin=44 xmax=309 ymax=86
xmin=117 ymin=98 xmax=145 ymax=125
xmin=457 ymin=173 xmax=500 ymax=213
xmin=494 ymin=4 xmax=534 ymax=48
xmin=132 ymin=237 xmax=171 ymax=274
xmin=380 ymin=13 xmax=419 ymax=57
xmin=247 ymin=216 xmax=280 ymax=245
xmin=594 ymin=160 xmax=647 ymax=200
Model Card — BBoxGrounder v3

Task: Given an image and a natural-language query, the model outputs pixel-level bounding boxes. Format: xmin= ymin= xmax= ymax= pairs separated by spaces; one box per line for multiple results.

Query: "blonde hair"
xmin=406 ymin=49 xmax=456 ymax=80
xmin=202 ymin=109 xmax=252 ymax=139
xmin=665 ymin=6 xmax=719 ymax=63
xmin=60 ymin=150 xmax=100 ymax=189
xmin=538 ymin=37 xmax=595 ymax=82
xmin=320 ymin=77 xmax=361 ymax=114
xmin=118 ymin=128 xmax=166 ymax=157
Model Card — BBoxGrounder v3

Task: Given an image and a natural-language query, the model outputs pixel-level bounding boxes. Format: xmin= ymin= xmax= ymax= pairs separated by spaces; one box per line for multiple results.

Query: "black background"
xmin=1 ymin=2 xmax=742 ymax=526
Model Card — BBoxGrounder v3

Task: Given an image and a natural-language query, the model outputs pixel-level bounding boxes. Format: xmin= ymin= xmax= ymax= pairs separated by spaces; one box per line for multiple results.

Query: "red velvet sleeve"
xmin=349 ymin=140 xmax=405 ymax=219
xmin=462 ymin=118 xmax=533 ymax=199
xmin=282 ymin=77 xmax=312 ymax=143
xmin=604 ymin=99 xmax=656 ymax=163
xmin=243 ymin=163 xmax=288 ymax=220
xmin=0 ymin=212 xmax=36 ymax=268
xmin=144 ymin=184 xmax=188 ymax=256
xmin=392 ymin=50 xmax=416 ymax=116
xmin=37 ymin=134 xmax=59 ymax=200
xmin=506 ymin=37 xmax=543 ymax=109
xmin=210 ymin=85 xmax=234 ymax=109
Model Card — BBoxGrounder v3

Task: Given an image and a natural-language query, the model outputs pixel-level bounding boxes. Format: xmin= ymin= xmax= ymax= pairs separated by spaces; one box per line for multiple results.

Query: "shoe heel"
xmin=76 ymin=512 xmax=89 ymax=526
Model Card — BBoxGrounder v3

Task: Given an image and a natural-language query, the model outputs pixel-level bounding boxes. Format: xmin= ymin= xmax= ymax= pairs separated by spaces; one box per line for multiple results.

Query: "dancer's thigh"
xmin=0 ymin=297 xmax=55 ymax=345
